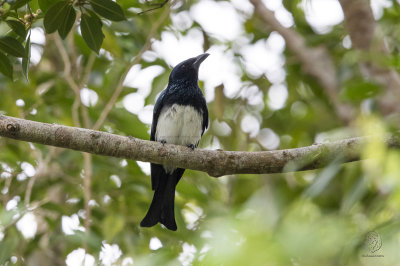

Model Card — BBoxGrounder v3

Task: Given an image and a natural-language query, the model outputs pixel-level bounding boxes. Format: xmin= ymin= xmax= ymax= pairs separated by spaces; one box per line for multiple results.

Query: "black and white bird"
xmin=140 ymin=53 xmax=209 ymax=231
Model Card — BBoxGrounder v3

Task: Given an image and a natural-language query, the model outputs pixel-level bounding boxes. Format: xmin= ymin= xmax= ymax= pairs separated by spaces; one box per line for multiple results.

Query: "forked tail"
xmin=140 ymin=172 xmax=178 ymax=231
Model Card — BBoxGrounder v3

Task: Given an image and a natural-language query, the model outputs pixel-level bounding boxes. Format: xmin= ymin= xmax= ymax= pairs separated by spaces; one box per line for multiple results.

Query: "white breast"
xmin=155 ymin=104 xmax=203 ymax=146
xmin=155 ymin=104 xmax=203 ymax=174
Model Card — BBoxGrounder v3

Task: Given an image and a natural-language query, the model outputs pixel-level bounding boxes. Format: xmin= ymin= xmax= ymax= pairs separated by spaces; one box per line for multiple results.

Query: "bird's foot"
xmin=187 ymin=144 xmax=196 ymax=150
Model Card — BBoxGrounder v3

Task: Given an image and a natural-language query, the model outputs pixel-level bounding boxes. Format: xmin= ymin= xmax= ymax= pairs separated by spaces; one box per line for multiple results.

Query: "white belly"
xmin=155 ymin=104 xmax=203 ymax=173
xmin=155 ymin=104 xmax=203 ymax=146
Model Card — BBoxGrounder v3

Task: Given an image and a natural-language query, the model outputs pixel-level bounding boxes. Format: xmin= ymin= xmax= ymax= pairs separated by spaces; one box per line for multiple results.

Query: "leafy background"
xmin=1 ymin=0 xmax=400 ymax=265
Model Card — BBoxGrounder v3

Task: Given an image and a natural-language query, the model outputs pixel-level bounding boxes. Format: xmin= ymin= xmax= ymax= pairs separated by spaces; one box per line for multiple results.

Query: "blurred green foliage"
xmin=1 ymin=0 xmax=400 ymax=265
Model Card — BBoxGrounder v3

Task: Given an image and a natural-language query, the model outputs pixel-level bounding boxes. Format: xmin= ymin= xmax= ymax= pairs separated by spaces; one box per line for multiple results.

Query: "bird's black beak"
xmin=193 ymin=53 xmax=209 ymax=70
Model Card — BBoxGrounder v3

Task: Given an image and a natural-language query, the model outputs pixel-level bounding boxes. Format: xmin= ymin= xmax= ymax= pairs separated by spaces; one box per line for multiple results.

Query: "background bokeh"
xmin=1 ymin=0 xmax=400 ymax=265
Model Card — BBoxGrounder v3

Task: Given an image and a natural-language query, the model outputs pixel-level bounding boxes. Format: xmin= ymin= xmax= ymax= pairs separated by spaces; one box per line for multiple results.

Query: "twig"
xmin=24 ymin=147 xmax=43 ymax=206
xmin=339 ymin=0 xmax=400 ymax=115
xmin=25 ymin=147 xmax=57 ymax=205
xmin=250 ymin=0 xmax=354 ymax=123
xmin=80 ymin=52 xmax=96 ymax=87
xmin=1 ymin=115 xmax=399 ymax=177
xmin=138 ymin=0 xmax=169 ymax=15
xmin=53 ymin=34 xmax=91 ymax=128
xmin=1 ymin=198 xmax=50 ymax=232
xmin=54 ymin=32 xmax=93 ymax=239
xmin=2 ymin=173 xmax=14 ymax=206
xmin=80 ymin=55 xmax=95 ymax=241
xmin=67 ymin=12 xmax=82 ymax=80
xmin=83 ymin=152 xmax=92 ymax=250
xmin=92 ymin=7 xmax=170 ymax=130
xmin=54 ymin=35 xmax=81 ymax=127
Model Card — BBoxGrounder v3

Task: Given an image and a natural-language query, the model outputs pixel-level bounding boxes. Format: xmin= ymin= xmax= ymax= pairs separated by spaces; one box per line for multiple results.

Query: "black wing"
xmin=150 ymin=89 xmax=167 ymax=191
xmin=150 ymin=90 xmax=167 ymax=141
xmin=200 ymin=95 xmax=209 ymax=136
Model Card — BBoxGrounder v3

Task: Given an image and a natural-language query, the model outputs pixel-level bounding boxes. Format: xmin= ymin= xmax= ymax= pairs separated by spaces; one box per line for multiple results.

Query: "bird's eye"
xmin=181 ymin=64 xmax=186 ymax=68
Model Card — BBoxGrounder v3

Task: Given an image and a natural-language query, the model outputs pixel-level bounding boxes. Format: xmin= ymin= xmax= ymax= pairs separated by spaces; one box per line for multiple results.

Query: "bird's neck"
xmin=165 ymin=82 xmax=204 ymax=106
xmin=169 ymin=79 xmax=201 ymax=92
xmin=169 ymin=77 xmax=198 ymax=86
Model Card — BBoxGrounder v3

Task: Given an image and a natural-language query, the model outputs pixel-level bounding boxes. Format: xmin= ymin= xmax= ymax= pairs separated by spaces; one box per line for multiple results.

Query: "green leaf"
xmin=6 ymin=20 xmax=26 ymax=38
xmin=0 ymin=37 xmax=26 ymax=58
xmin=58 ymin=4 xmax=76 ymax=39
xmin=10 ymin=0 xmax=32 ymax=9
xmin=43 ymin=0 xmax=69 ymax=34
xmin=38 ymin=0 xmax=56 ymax=13
xmin=341 ymin=79 xmax=381 ymax=102
xmin=80 ymin=13 xmax=104 ymax=53
xmin=0 ymin=52 xmax=13 ymax=79
xmin=89 ymin=0 xmax=125 ymax=21
xmin=22 ymin=33 xmax=30 ymax=81
xmin=85 ymin=8 xmax=102 ymax=22
xmin=0 ymin=234 xmax=19 ymax=265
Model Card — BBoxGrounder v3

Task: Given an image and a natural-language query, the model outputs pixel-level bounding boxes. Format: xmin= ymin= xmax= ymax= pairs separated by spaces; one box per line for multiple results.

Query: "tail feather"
xmin=140 ymin=177 xmax=165 ymax=228
xmin=140 ymin=168 xmax=184 ymax=231
xmin=159 ymin=174 xmax=177 ymax=230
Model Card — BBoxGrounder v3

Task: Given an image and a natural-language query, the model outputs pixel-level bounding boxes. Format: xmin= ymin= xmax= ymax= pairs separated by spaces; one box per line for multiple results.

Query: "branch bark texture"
xmin=0 ymin=115 xmax=398 ymax=177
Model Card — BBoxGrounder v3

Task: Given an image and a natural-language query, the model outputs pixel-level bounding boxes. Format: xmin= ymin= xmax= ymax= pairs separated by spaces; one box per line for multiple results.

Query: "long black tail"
xmin=140 ymin=167 xmax=184 ymax=231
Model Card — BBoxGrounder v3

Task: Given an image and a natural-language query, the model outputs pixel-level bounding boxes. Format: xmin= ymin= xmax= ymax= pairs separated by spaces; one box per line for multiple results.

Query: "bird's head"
xmin=169 ymin=53 xmax=209 ymax=84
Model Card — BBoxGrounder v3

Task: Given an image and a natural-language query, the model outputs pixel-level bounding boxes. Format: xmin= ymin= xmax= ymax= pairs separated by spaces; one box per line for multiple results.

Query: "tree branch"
xmin=338 ymin=0 xmax=375 ymax=51
xmin=339 ymin=0 xmax=400 ymax=115
xmin=250 ymin=0 xmax=354 ymax=123
xmin=1 ymin=115 xmax=399 ymax=177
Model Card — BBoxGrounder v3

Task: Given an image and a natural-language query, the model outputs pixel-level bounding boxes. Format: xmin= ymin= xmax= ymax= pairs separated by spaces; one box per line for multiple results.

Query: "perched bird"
xmin=140 ymin=53 xmax=209 ymax=231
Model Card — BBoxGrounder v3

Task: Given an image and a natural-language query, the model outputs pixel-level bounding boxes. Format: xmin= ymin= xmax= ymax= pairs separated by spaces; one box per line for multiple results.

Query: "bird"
xmin=140 ymin=53 xmax=209 ymax=231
